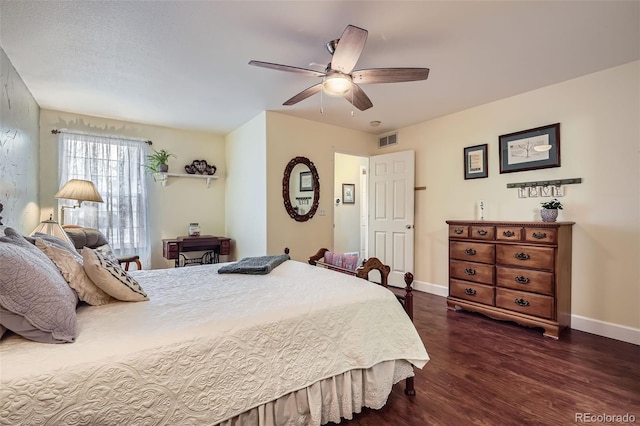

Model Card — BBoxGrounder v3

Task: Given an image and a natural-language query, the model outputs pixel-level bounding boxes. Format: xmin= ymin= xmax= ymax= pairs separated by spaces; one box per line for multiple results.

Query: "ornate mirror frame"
xmin=282 ymin=156 xmax=320 ymax=222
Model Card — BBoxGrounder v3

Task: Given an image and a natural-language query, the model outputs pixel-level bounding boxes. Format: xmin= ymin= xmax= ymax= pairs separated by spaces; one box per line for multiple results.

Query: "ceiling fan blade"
xmin=344 ymin=83 xmax=373 ymax=111
xmin=352 ymin=68 xmax=430 ymax=84
xmin=249 ymin=60 xmax=325 ymax=77
xmin=330 ymin=25 xmax=368 ymax=74
xmin=283 ymin=83 xmax=323 ymax=106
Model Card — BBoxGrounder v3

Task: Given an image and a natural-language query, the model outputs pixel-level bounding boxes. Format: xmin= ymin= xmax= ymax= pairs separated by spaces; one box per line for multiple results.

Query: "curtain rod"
xmin=51 ymin=129 xmax=152 ymax=145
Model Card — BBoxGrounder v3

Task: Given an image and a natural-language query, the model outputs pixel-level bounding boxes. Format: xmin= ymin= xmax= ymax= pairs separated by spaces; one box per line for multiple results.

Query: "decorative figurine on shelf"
xmin=185 ymin=160 xmax=216 ymax=175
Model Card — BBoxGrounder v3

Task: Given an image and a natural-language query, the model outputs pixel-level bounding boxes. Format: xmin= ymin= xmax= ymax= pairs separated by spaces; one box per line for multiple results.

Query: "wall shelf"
xmin=506 ymin=177 xmax=582 ymax=189
xmin=155 ymin=173 xmax=219 ymax=188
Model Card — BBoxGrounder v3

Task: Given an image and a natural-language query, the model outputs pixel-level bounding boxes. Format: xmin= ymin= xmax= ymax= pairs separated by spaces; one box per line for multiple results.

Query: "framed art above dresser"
xmin=446 ymin=220 xmax=574 ymax=339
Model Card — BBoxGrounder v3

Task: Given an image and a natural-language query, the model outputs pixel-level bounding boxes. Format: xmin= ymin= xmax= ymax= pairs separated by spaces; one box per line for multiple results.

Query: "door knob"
xmin=405 ymin=224 xmax=413 ymax=229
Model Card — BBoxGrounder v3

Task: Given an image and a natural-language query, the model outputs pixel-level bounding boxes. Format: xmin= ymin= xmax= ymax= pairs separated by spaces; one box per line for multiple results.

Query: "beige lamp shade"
xmin=30 ymin=215 xmax=75 ymax=247
xmin=55 ymin=179 xmax=104 ymax=204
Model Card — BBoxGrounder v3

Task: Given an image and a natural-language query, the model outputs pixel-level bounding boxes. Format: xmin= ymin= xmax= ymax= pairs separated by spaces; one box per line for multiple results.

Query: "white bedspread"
xmin=0 ymin=260 xmax=429 ymax=425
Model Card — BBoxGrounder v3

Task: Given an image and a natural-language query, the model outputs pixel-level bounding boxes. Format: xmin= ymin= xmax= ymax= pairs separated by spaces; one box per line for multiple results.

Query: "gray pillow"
xmin=0 ymin=228 xmax=78 ymax=343
xmin=32 ymin=232 xmax=80 ymax=258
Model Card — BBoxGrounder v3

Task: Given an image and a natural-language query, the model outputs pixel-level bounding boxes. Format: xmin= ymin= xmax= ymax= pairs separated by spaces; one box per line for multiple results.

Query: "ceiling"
xmin=1 ymin=1 xmax=638 ymax=136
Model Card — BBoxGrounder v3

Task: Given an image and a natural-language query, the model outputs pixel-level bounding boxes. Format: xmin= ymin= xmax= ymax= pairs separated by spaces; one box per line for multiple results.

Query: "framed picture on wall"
xmin=342 ymin=183 xmax=355 ymax=204
xmin=464 ymin=144 xmax=488 ymax=179
xmin=499 ymin=123 xmax=560 ymax=173
xmin=299 ymin=171 xmax=313 ymax=191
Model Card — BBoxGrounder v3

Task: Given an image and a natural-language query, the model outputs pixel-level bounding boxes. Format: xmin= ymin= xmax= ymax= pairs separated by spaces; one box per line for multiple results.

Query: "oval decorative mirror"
xmin=282 ymin=156 xmax=320 ymax=222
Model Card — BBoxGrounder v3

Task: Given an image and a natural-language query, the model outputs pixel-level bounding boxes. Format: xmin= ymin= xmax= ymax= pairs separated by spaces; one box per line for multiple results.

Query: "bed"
xmin=0 ymin=229 xmax=429 ymax=426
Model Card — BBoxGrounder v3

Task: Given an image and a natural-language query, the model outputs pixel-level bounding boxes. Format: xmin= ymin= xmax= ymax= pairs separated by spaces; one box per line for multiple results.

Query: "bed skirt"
xmin=219 ymin=359 xmax=414 ymax=426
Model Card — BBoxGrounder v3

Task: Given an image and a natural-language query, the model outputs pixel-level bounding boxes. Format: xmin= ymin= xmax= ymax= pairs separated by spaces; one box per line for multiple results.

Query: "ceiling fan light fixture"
xmin=323 ymin=73 xmax=352 ymax=96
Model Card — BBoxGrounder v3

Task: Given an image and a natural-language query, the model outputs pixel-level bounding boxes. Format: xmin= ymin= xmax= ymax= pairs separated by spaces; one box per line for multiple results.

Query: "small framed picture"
xmin=464 ymin=144 xmax=488 ymax=179
xmin=528 ymin=186 xmax=539 ymax=197
xmin=540 ymin=186 xmax=552 ymax=197
xmin=342 ymin=183 xmax=355 ymax=204
xmin=299 ymin=171 xmax=313 ymax=192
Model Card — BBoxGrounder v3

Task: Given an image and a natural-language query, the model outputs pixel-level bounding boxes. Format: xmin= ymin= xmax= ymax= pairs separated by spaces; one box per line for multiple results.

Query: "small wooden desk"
xmin=162 ymin=235 xmax=231 ymax=267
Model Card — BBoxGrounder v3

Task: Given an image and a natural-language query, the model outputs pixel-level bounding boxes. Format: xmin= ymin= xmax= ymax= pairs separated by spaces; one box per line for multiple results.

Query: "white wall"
xmin=225 ymin=112 xmax=267 ymax=259
xmin=382 ymin=61 xmax=639 ymax=336
xmin=0 ymin=46 xmax=40 ymax=233
xmin=334 ymin=153 xmax=367 ymax=254
xmin=38 ymin=109 xmax=226 ymax=269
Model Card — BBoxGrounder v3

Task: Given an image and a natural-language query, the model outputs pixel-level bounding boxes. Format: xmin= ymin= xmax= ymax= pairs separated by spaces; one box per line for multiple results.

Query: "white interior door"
xmin=368 ymin=150 xmax=415 ymax=287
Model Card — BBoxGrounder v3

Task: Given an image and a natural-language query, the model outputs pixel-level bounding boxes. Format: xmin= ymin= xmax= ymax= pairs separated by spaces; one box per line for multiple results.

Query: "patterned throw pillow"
xmin=35 ymin=238 xmax=115 ymax=306
xmin=0 ymin=229 xmax=78 ymax=343
xmin=82 ymin=248 xmax=148 ymax=302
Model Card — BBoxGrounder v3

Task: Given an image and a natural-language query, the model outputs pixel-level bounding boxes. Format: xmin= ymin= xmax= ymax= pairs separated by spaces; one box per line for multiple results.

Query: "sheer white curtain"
xmin=58 ymin=132 xmax=151 ymax=268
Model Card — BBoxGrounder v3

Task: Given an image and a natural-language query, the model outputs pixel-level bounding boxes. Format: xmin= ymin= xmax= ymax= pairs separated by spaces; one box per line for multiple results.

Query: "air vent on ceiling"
xmin=378 ymin=132 xmax=398 ymax=148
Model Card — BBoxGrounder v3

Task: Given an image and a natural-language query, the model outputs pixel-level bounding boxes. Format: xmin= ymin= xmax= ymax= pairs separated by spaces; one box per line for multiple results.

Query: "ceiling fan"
xmin=249 ymin=25 xmax=430 ymax=111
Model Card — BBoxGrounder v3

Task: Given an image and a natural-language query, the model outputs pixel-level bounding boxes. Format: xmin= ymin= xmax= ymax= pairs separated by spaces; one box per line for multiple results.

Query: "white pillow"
xmin=35 ymin=238 xmax=115 ymax=306
xmin=82 ymin=248 xmax=148 ymax=302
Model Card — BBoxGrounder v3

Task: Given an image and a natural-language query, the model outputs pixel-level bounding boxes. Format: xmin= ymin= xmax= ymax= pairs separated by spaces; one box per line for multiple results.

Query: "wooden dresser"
xmin=446 ymin=220 xmax=574 ymax=338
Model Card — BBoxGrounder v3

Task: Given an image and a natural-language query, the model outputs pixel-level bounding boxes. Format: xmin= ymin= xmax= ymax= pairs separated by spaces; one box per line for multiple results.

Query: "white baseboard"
xmin=412 ymin=280 xmax=449 ymax=297
xmin=570 ymin=315 xmax=640 ymax=345
xmin=410 ymin=281 xmax=639 ymax=346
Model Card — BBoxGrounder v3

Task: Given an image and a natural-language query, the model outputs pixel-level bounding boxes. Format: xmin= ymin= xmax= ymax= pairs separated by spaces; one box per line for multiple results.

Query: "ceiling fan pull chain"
xmin=320 ymin=85 xmax=324 ymax=114
xmin=351 ymin=85 xmax=354 ymax=117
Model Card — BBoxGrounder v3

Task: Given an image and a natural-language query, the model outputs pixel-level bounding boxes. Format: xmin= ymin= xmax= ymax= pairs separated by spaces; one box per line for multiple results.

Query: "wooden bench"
xmin=308 ymin=247 xmax=416 ymax=395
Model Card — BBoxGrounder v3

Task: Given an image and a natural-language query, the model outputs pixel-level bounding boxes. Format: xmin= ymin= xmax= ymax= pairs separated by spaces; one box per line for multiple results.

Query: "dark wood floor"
xmin=337 ymin=291 xmax=640 ymax=425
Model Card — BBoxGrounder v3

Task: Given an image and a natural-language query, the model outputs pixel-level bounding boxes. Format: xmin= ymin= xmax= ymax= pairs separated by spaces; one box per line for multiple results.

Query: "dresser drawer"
xmin=496 ymin=266 xmax=554 ymax=295
xmin=496 ymin=288 xmax=554 ymax=319
xmin=450 ymin=259 xmax=495 ymax=285
xmin=450 ymin=241 xmax=495 ymax=264
xmin=470 ymin=225 xmax=495 ymax=241
xmin=450 ymin=279 xmax=495 ymax=305
xmin=449 ymin=225 xmax=469 ymax=238
xmin=496 ymin=245 xmax=555 ymax=271
xmin=496 ymin=226 xmax=523 ymax=242
xmin=524 ymin=227 xmax=557 ymax=244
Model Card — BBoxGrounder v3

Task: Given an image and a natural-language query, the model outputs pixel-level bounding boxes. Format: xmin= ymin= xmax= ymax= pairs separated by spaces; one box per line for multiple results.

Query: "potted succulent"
xmin=144 ymin=148 xmax=176 ymax=174
xmin=540 ymin=198 xmax=563 ymax=222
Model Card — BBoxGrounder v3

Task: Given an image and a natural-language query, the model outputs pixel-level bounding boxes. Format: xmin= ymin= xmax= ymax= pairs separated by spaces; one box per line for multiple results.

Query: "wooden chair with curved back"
xmin=62 ymin=225 xmax=142 ymax=271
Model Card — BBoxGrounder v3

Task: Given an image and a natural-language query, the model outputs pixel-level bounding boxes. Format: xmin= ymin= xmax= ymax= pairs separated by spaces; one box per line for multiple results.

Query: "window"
xmin=57 ymin=132 xmax=150 ymax=267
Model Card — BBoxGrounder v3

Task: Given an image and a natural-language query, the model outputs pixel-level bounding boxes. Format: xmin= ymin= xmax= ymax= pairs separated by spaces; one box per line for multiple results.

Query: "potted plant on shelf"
xmin=540 ymin=198 xmax=563 ymax=222
xmin=144 ymin=149 xmax=176 ymax=174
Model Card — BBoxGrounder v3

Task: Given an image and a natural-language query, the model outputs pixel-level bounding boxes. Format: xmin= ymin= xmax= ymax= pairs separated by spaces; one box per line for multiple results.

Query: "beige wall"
xmin=380 ymin=61 xmax=639 ymax=332
xmin=0 ymin=47 xmax=40 ymax=233
xmin=225 ymin=112 xmax=267 ymax=260
xmin=39 ymin=109 xmax=226 ymax=269
xmin=265 ymin=112 xmax=374 ymax=262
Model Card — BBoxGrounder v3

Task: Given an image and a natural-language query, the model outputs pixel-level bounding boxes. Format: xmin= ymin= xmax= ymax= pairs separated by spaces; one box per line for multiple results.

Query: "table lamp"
xmin=30 ymin=214 xmax=75 ymax=247
xmin=55 ymin=179 xmax=103 ymax=225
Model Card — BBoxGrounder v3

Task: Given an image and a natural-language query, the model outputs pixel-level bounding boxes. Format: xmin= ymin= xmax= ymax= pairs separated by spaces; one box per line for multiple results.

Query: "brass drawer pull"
xmin=465 ymin=288 xmax=477 ymax=296
xmin=454 ymin=228 xmax=464 ymax=235
xmin=464 ymin=248 xmax=476 ymax=256
xmin=464 ymin=268 xmax=476 ymax=276
xmin=514 ymin=298 xmax=530 ymax=307
xmin=515 ymin=252 xmax=530 ymax=261
xmin=532 ymin=232 xmax=547 ymax=239
xmin=515 ymin=276 xmax=530 ymax=284
xmin=477 ymin=229 xmax=488 ymax=236
xmin=503 ymin=230 xmax=515 ymax=237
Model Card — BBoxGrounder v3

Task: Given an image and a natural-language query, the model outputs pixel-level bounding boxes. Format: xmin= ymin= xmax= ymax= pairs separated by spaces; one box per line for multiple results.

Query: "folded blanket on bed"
xmin=218 ymin=254 xmax=290 ymax=275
